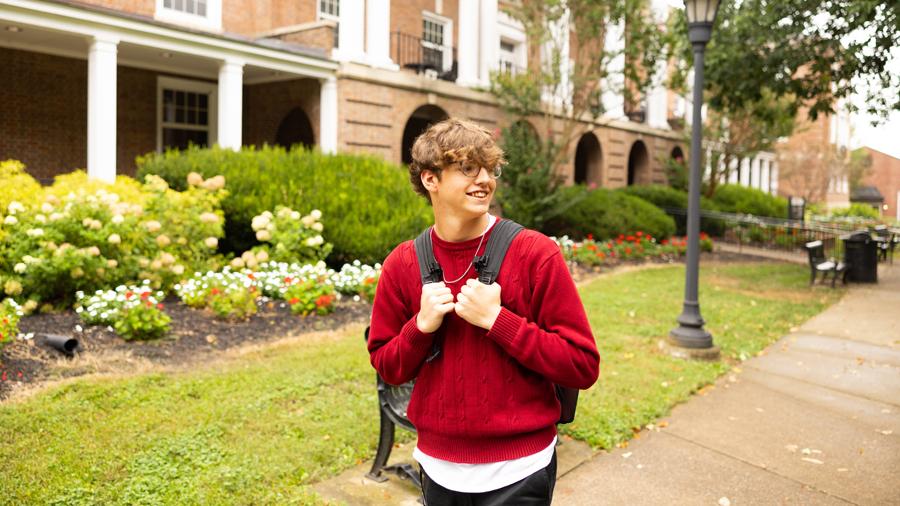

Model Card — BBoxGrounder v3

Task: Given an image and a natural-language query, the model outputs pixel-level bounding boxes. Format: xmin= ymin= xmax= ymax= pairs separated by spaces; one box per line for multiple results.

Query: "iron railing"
xmin=391 ymin=31 xmax=457 ymax=82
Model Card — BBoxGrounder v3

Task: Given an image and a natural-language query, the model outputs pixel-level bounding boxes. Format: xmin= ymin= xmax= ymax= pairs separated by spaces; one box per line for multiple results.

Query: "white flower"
xmin=187 ymin=172 xmax=204 ymax=186
xmin=145 ymin=220 xmax=162 ymax=233
xmin=230 ymin=258 xmax=245 ymax=269
xmin=172 ymin=264 xmax=185 ymax=275
xmin=305 ymin=237 xmax=317 ymax=247
xmin=89 ymin=219 xmax=102 ymax=230
xmin=26 ymin=228 xmax=44 ymax=237
xmin=255 ymin=250 xmax=269 ymax=262
xmin=204 ymin=237 xmax=218 ymax=248
xmin=311 ymin=209 xmax=322 ymax=220
xmin=160 ymin=252 xmax=175 ymax=265
xmin=107 ymin=259 xmax=118 ymax=268
xmin=14 ymin=263 xmax=27 ymax=273
xmin=49 ymin=212 xmax=65 ymax=221
xmin=108 ymin=234 xmax=121 ymax=244
xmin=22 ymin=255 xmax=37 ymax=264
xmin=251 ymin=215 xmax=270 ymax=231
xmin=111 ymin=214 xmax=124 ymax=224
xmin=290 ymin=211 xmax=301 ymax=220
xmin=41 ymin=202 xmax=54 ymax=213
xmin=256 ymin=230 xmax=271 ymax=242
xmin=35 ymin=214 xmax=47 ymax=224
xmin=200 ymin=212 xmax=219 ymax=224
xmin=312 ymin=222 xmax=324 ymax=232
xmin=4 ymin=215 xmax=17 ymax=225
xmin=301 ymin=215 xmax=315 ymax=227
xmin=156 ymin=234 xmax=171 ymax=247
xmin=7 ymin=201 xmax=24 ymax=214
xmin=86 ymin=246 xmax=101 ymax=257
xmin=277 ymin=207 xmax=292 ymax=219
xmin=150 ymin=260 xmax=163 ymax=270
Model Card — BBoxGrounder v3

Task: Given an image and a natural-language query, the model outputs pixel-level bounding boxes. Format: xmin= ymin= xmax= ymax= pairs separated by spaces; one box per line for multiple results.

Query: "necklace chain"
xmin=439 ymin=216 xmax=492 ymax=284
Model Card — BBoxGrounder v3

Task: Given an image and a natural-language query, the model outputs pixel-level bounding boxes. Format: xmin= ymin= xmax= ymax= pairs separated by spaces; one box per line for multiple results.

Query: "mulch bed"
xmin=0 ymin=250 xmax=761 ymax=401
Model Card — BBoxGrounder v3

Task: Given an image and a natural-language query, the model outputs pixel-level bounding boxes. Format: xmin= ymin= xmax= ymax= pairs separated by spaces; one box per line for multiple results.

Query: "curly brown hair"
xmin=408 ymin=118 xmax=506 ymax=203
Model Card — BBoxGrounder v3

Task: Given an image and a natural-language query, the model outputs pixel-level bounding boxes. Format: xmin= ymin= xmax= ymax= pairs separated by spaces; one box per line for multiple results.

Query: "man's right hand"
xmin=416 ymin=281 xmax=455 ymax=334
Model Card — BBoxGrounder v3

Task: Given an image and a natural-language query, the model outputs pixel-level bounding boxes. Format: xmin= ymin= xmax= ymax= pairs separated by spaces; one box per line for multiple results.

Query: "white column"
xmin=366 ymin=0 xmax=396 ymax=69
xmin=601 ymin=22 xmax=625 ymax=119
xmin=750 ymin=157 xmax=761 ymax=189
xmin=319 ymin=77 xmax=338 ymax=154
xmin=728 ymin=157 xmax=739 ymax=184
xmin=336 ymin=0 xmax=366 ymax=63
xmin=770 ymin=161 xmax=779 ymax=195
xmin=217 ymin=59 xmax=243 ymax=150
xmin=87 ymin=35 xmax=118 ymax=183
xmin=457 ymin=0 xmax=479 ymax=86
xmin=478 ymin=0 xmax=498 ymax=86
xmin=739 ymin=158 xmax=751 ymax=186
xmin=760 ymin=159 xmax=770 ymax=193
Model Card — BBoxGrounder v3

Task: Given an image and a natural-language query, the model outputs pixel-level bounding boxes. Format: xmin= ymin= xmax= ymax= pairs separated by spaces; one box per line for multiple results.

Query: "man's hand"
xmin=455 ymin=279 xmax=502 ymax=330
xmin=416 ymin=281 xmax=455 ymax=333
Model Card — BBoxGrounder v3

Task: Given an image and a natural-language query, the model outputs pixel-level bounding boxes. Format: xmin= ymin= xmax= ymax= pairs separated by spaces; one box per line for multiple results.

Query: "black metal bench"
xmin=873 ymin=226 xmax=897 ymax=264
xmin=363 ymin=327 xmax=421 ymax=489
xmin=804 ymin=240 xmax=848 ymax=288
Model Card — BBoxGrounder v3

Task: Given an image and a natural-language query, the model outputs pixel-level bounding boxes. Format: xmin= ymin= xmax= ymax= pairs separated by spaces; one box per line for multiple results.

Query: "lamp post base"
xmin=668 ymin=302 xmax=719 ymax=360
xmin=659 ymin=338 xmax=720 ymax=361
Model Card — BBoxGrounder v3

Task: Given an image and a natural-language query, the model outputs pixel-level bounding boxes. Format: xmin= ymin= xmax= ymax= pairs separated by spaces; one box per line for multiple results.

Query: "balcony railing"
xmin=498 ymin=59 xmax=526 ymax=76
xmin=392 ymin=31 xmax=457 ymax=82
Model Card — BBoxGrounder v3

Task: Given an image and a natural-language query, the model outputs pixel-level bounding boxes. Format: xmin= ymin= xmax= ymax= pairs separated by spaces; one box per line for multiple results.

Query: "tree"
xmin=490 ymin=0 xmax=666 ymax=229
xmin=777 ymin=142 xmax=848 ymax=204
xmin=847 ymin=148 xmax=874 ymax=191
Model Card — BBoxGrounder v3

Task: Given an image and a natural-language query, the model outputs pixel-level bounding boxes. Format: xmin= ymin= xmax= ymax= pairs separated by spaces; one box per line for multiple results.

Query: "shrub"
xmin=544 ymin=186 xmax=676 ymax=241
xmin=250 ymin=206 xmax=332 ymax=264
xmin=136 ymin=146 xmax=433 ymax=266
xmin=173 ymin=269 xmax=258 ymax=320
xmin=829 ymin=203 xmax=881 ymax=220
xmin=0 ymin=161 xmax=43 ymax=228
xmin=1 ymin=298 xmax=23 ymax=349
xmin=285 ymin=277 xmax=337 ymax=316
xmin=710 ymin=184 xmax=788 ymax=218
xmin=618 ymin=185 xmax=723 ymax=236
xmin=0 ymin=172 xmax=226 ymax=306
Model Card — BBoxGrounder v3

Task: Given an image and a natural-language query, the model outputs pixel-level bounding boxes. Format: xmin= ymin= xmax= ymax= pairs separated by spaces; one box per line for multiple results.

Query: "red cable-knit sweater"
xmin=368 ymin=220 xmax=600 ymax=464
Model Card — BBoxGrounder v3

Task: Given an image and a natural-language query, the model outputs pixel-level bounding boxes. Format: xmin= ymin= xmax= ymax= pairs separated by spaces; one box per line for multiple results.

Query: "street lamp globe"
xmin=684 ymin=0 xmax=721 ymax=26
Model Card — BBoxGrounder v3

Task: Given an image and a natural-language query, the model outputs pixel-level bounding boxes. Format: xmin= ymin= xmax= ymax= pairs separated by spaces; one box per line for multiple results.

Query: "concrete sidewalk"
xmin=553 ymin=263 xmax=900 ymax=505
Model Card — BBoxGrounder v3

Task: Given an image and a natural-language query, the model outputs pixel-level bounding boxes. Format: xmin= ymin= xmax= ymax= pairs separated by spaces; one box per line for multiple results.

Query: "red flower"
xmin=125 ymin=291 xmax=134 ymax=299
xmin=700 ymin=232 xmax=709 ymax=240
xmin=140 ymin=292 xmax=150 ymax=300
xmin=618 ymin=234 xmax=625 ymax=241
xmin=586 ymin=233 xmax=594 ymax=241
xmin=284 ymin=276 xmax=292 ymax=284
xmin=1 ymin=371 xmax=5 ymax=382
xmin=661 ymin=239 xmax=668 ymax=245
xmin=315 ymin=294 xmax=333 ymax=307
xmin=636 ymin=231 xmax=643 ymax=237
xmin=157 ymin=303 xmax=164 ymax=309
xmin=625 ymin=247 xmax=632 ymax=254
xmin=247 ymin=273 xmax=256 ymax=280
xmin=616 ymin=238 xmax=623 ymax=245
xmin=17 ymin=371 xmax=22 ymax=379
xmin=210 ymin=287 xmax=220 ymax=295
xmin=596 ymin=252 xmax=605 ymax=259
xmin=587 ymin=244 xmax=597 ymax=252
xmin=364 ymin=277 xmax=376 ymax=285
xmin=145 ymin=301 xmax=153 ymax=308
xmin=289 ymin=297 xmax=300 ymax=305
xmin=626 ymin=235 xmax=635 ymax=242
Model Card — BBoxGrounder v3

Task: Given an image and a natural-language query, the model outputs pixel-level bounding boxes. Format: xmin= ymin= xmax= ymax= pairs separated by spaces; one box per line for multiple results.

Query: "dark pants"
xmin=420 ymin=451 xmax=557 ymax=506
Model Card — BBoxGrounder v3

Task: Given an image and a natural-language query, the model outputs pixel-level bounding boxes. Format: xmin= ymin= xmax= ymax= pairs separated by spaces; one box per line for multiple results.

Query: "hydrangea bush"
xmin=0 ymin=167 xmax=227 ymax=307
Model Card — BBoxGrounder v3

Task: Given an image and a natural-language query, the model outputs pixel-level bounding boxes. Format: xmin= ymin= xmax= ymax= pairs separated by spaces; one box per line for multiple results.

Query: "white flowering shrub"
xmin=75 ymin=283 xmax=170 ymax=341
xmin=173 ymin=267 xmax=259 ymax=320
xmin=0 ymin=167 xmax=227 ymax=307
xmin=330 ymin=260 xmax=381 ymax=303
xmin=249 ymin=206 xmax=332 ymax=265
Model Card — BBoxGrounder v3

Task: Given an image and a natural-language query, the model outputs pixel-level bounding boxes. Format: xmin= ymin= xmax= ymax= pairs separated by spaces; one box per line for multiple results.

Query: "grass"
xmin=0 ymin=261 xmax=843 ymax=505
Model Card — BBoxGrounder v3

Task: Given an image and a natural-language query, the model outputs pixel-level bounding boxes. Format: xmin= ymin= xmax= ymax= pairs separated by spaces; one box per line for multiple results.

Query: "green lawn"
xmin=0 ymin=262 xmax=842 ymax=505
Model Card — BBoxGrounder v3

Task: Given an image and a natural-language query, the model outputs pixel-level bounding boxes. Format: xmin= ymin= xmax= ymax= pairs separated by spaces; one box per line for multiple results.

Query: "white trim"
xmin=497 ymin=11 xmax=526 ymax=75
xmin=156 ymin=75 xmax=218 ymax=152
xmin=154 ymin=0 xmax=222 ymax=32
xmin=217 ymin=58 xmax=243 ymax=150
xmin=87 ymin=35 xmax=118 ymax=183
xmin=316 ymin=0 xmax=340 ymax=50
xmin=456 ymin=0 xmax=478 ymax=86
xmin=1 ymin=0 xmax=337 ymax=79
xmin=319 ymin=77 xmax=338 ymax=153
xmin=422 ymin=10 xmax=453 ymax=72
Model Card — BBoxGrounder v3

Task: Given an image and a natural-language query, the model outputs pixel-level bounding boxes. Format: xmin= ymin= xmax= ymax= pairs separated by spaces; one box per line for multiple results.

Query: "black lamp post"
xmin=668 ymin=0 xmax=720 ymax=358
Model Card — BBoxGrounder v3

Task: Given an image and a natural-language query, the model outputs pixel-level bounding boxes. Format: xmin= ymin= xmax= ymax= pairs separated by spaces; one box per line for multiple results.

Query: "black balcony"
xmin=391 ymin=31 xmax=457 ymax=82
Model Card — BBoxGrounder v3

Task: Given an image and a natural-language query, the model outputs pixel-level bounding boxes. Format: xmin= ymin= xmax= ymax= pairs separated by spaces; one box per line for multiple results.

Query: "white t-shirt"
xmin=414 ymin=436 xmax=557 ymax=493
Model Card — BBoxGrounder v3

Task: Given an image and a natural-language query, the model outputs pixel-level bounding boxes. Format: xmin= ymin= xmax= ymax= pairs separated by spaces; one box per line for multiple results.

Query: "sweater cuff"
xmin=400 ymin=314 xmax=436 ymax=353
xmin=487 ymin=307 xmax=524 ymax=347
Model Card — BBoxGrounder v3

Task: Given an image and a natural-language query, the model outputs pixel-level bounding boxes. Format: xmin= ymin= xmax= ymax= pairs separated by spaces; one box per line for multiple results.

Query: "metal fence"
xmin=661 ymin=207 xmax=895 ymax=261
xmin=391 ymin=31 xmax=458 ymax=82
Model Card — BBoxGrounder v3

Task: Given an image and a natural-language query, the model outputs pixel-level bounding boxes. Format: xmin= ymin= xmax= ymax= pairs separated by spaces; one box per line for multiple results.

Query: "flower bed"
xmin=554 ymin=231 xmax=713 ymax=267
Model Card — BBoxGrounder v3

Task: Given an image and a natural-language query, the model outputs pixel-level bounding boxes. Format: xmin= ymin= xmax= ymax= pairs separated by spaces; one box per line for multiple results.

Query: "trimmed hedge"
xmin=710 ymin=184 xmax=788 ymax=218
xmin=618 ymin=185 xmax=722 ymax=236
xmin=544 ymin=186 xmax=676 ymax=241
xmin=136 ymin=146 xmax=433 ymax=266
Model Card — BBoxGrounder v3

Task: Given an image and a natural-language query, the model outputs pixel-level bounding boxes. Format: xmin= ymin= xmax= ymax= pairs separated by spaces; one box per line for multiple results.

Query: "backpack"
xmin=412 ymin=219 xmax=579 ymax=424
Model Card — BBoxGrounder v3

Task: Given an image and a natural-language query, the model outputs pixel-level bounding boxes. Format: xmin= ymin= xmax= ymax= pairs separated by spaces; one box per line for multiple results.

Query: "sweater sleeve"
xmin=486 ymin=240 xmax=600 ymax=390
xmin=367 ymin=245 xmax=436 ymax=385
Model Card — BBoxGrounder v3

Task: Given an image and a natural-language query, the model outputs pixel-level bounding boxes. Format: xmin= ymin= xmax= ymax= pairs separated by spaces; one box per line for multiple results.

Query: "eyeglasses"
xmin=457 ymin=164 xmax=502 ymax=179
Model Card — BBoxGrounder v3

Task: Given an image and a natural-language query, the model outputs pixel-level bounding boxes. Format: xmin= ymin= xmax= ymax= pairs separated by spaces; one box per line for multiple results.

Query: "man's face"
xmin=425 ymin=162 xmax=497 ymax=218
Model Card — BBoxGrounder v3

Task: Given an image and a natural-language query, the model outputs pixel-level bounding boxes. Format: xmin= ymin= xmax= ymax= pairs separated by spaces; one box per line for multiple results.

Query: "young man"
xmin=368 ymin=118 xmax=600 ymax=505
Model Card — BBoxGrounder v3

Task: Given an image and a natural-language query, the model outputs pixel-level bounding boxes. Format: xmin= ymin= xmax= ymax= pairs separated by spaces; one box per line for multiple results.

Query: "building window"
xmin=422 ymin=14 xmax=452 ymax=72
xmin=499 ymin=40 xmax=518 ymax=75
xmin=155 ymin=0 xmax=221 ymax=30
xmin=157 ymin=77 xmax=216 ymax=152
xmin=318 ymin=0 xmax=340 ymax=48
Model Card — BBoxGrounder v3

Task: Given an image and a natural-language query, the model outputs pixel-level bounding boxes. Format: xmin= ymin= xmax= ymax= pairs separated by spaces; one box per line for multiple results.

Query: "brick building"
xmin=860 ymin=147 xmax=900 ymax=220
xmin=2 ymin=0 xmax=691 ymax=188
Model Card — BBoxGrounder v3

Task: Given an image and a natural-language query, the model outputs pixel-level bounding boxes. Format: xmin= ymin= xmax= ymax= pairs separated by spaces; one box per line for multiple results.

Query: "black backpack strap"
xmin=474 ymin=219 xmax=524 ymax=284
xmin=414 ymin=227 xmax=443 ymax=284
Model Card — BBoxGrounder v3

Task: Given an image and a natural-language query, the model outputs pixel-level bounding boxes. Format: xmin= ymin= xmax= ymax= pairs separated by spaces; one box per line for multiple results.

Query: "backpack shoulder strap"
xmin=413 ymin=227 xmax=443 ymax=284
xmin=474 ymin=219 xmax=524 ymax=284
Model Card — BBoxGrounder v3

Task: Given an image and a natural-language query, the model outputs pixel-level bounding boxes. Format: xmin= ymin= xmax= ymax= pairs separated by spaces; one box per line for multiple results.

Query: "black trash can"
xmin=842 ymin=231 xmax=878 ymax=282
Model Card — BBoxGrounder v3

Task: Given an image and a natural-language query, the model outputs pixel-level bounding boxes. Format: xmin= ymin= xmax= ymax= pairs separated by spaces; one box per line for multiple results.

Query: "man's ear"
xmin=421 ymin=169 xmax=440 ymax=192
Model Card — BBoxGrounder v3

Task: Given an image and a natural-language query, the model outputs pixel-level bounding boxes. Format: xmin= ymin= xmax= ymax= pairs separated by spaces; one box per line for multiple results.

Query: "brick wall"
xmin=243 ymin=78 xmax=321 ymax=148
xmin=864 ymin=148 xmax=900 ymax=219
xmin=76 ymin=0 xmax=155 ymax=18
xmin=118 ymin=66 xmax=159 ymax=175
xmin=391 ymin=0 xmax=459 ymax=65
xmin=0 ymin=47 xmax=87 ymax=182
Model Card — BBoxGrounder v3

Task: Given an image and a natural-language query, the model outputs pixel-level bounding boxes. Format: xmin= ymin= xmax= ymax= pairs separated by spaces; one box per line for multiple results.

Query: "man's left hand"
xmin=455 ymin=279 xmax=502 ymax=330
